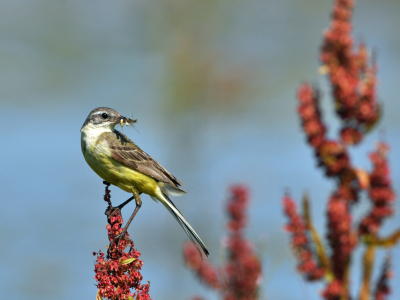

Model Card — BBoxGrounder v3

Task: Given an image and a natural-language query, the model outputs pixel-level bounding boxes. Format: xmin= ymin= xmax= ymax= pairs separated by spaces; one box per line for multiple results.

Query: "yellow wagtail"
xmin=81 ymin=107 xmax=209 ymax=256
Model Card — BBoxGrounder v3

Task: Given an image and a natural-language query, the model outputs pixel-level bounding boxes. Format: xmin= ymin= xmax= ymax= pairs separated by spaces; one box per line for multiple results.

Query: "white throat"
xmin=81 ymin=122 xmax=114 ymax=135
xmin=81 ymin=123 xmax=115 ymax=153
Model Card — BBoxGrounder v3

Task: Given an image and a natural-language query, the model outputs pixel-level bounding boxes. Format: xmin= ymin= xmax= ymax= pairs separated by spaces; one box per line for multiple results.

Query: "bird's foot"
xmin=104 ymin=206 xmax=121 ymax=223
xmin=108 ymin=230 xmax=133 ymax=256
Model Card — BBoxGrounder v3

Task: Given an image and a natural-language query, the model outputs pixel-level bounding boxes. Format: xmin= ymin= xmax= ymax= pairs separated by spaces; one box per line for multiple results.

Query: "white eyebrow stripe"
xmin=94 ymin=111 xmax=115 ymax=117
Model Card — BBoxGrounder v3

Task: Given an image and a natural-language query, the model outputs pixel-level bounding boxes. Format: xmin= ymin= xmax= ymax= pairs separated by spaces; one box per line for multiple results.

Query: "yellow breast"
xmin=81 ymin=130 xmax=159 ymax=196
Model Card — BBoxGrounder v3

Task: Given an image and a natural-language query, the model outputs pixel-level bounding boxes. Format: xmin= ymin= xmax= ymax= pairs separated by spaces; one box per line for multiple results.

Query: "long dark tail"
xmin=158 ymin=192 xmax=209 ymax=257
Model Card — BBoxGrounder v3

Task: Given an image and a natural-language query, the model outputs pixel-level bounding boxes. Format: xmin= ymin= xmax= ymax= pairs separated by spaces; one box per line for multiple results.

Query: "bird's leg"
xmin=120 ymin=187 xmax=142 ymax=235
xmin=117 ymin=195 xmax=135 ymax=210
xmin=112 ymin=187 xmax=142 ymax=249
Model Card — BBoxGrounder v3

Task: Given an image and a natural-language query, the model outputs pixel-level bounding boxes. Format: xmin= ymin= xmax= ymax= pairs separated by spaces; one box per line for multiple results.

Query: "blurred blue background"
xmin=0 ymin=0 xmax=399 ymax=299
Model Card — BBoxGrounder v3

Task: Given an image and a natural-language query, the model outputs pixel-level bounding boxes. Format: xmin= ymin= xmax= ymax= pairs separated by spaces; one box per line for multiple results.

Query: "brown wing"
xmin=102 ymin=130 xmax=182 ymax=187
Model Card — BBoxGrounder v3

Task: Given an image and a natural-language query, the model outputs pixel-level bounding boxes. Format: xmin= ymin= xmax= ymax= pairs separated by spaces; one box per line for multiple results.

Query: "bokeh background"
xmin=0 ymin=0 xmax=399 ymax=299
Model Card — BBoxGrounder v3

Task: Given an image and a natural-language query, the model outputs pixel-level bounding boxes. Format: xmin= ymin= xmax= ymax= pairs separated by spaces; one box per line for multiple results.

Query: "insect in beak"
xmin=120 ymin=116 xmax=138 ymax=127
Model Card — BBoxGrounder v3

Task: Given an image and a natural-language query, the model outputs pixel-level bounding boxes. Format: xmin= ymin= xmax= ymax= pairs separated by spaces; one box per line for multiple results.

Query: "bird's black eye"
xmin=101 ymin=113 xmax=108 ymax=119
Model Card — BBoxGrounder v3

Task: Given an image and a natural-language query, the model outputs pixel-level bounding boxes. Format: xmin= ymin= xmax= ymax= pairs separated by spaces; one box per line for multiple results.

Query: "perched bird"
xmin=81 ymin=107 xmax=209 ymax=256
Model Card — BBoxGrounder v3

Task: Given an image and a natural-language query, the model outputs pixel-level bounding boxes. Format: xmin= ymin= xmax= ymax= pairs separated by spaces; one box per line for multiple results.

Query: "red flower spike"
xmin=285 ymin=1 xmax=396 ymax=299
xmin=297 ymin=84 xmax=327 ymax=150
xmin=94 ymin=183 xmax=152 ymax=300
xmin=326 ymin=189 xmax=357 ymax=283
xmin=320 ymin=0 xmax=380 ymax=143
xmin=359 ymin=143 xmax=395 ymax=235
xmin=283 ymin=194 xmax=325 ymax=281
xmin=296 ymin=84 xmax=356 ymax=187
xmin=103 ymin=181 xmax=112 ymax=209
xmin=183 ymin=185 xmax=262 ymax=300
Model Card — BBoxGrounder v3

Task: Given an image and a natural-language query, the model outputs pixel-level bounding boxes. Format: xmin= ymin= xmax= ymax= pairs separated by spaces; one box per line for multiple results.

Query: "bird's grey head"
xmin=81 ymin=107 xmax=137 ymax=132
xmin=81 ymin=107 xmax=121 ymax=132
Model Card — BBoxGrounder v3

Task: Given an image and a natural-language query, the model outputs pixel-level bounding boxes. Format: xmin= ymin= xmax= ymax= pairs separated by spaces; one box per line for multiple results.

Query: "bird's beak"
xmin=119 ymin=116 xmax=137 ymax=127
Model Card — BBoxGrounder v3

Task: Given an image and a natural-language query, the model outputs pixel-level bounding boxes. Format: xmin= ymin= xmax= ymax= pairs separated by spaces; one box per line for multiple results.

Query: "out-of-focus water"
xmin=0 ymin=1 xmax=399 ymax=299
